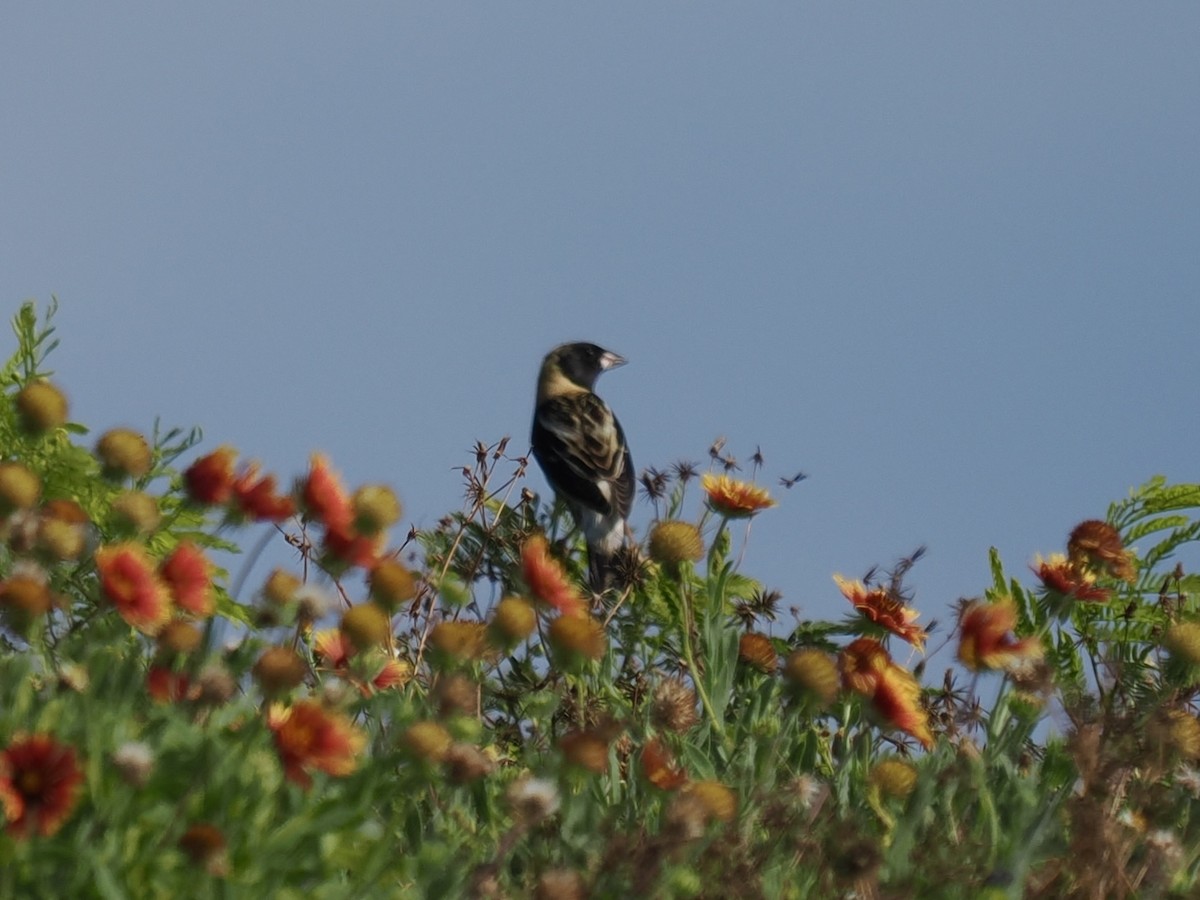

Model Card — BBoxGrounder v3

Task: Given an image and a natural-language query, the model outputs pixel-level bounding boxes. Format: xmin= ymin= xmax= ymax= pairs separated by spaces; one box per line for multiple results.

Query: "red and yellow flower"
xmin=839 ymin=638 xmax=932 ymax=749
xmin=834 ymin=575 xmax=927 ymax=650
xmin=700 ymin=473 xmax=776 ymax=518
xmin=1032 ymin=553 xmax=1110 ymax=602
xmin=94 ymin=543 xmax=172 ymax=635
xmin=0 ymin=734 xmax=84 ymax=838
xmin=957 ymin=596 xmax=1043 ymax=672
xmin=231 ymin=464 xmax=295 ymax=522
xmin=183 ymin=446 xmax=238 ymax=506
xmin=159 ymin=542 xmax=214 ymax=617
xmin=299 ymin=453 xmax=353 ymax=533
xmin=640 ymin=737 xmax=688 ymax=791
xmin=268 ymin=700 xmax=365 ymax=788
xmin=521 ymin=535 xmax=585 ymax=617
xmin=1068 ymin=519 xmax=1136 ymax=583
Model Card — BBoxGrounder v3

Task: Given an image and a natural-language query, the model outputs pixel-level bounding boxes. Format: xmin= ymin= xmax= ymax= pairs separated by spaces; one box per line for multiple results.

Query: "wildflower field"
xmin=2 ymin=301 xmax=1200 ymax=898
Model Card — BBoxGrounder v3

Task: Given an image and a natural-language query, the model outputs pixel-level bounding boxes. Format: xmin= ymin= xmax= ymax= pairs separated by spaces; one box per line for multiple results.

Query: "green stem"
xmin=677 ymin=578 xmax=728 ymax=746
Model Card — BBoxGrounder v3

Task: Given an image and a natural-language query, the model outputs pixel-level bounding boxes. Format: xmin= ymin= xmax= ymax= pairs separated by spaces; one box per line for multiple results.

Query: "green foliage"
xmin=2 ymin=300 xmax=1200 ymax=898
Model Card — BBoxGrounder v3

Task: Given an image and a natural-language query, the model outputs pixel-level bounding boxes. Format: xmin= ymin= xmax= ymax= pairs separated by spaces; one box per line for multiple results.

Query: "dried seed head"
xmin=252 ymin=646 xmax=308 ymax=696
xmin=650 ymin=678 xmax=700 ymax=735
xmin=648 ymin=520 xmax=704 ymax=567
xmin=368 ymin=559 xmax=416 ymax=610
xmin=340 ymin=603 xmax=392 ymax=651
xmin=402 ymin=721 xmax=453 ymax=763
xmin=738 ymin=632 xmax=778 ymax=674
xmin=95 ymin=428 xmax=153 ymax=479
xmin=15 ymin=381 xmax=68 ymax=433
xmin=490 ymin=595 xmax=537 ymax=646
xmin=0 ymin=462 xmax=41 ymax=514
xmin=870 ymin=759 xmax=918 ymax=799
xmin=783 ymin=649 xmax=840 ymax=708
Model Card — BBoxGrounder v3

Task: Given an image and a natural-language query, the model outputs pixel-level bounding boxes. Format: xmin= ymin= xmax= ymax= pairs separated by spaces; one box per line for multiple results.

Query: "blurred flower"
xmin=1032 ymin=553 xmax=1110 ymax=602
xmin=490 ymin=596 xmax=537 ymax=646
xmin=0 ymin=461 xmax=41 ymax=514
xmin=14 ymin=381 xmax=68 ymax=433
xmin=534 ymin=869 xmax=585 ymax=900
xmin=401 ymin=721 xmax=453 ymax=763
xmin=156 ymin=619 xmax=203 ymax=657
xmin=183 ymin=446 xmax=238 ymax=506
xmin=253 ymin=646 xmax=308 ymax=697
xmin=159 ymin=542 xmax=214 ymax=618
xmin=195 ymin=665 xmax=237 ymax=706
xmin=263 ymin=569 xmax=302 ymax=607
xmin=640 ymin=737 xmax=688 ymax=791
xmin=112 ymin=741 xmax=155 ymax=788
xmin=368 ymin=559 xmax=417 ymax=611
xmin=428 ymin=620 xmax=490 ymax=664
xmin=701 ymin=473 xmax=776 ymax=518
xmin=738 ymin=632 xmax=778 ymax=674
xmin=322 ymin=525 xmax=383 ymax=570
xmin=443 ymin=742 xmax=495 ymax=784
xmin=147 ymin=665 xmax=193 ymax=704
xmin=1163 ymin=621 xmax=1200 ymax=667
xmin=840 ymin=638 xmax=932 ymax=749
xmin=432 ymin=673 xmax=477 ymax=718
xmin=37 ymin=499 xmax=89 ymax=560
xmin=110 ymin=490 xmax=161 ymax=533
xmin=870 ymin=759 xmax=918 ymax=799
xmin=506 ymin=776 xmax=560 ymax=825
xmin=1068 ymin=519 xmax=1136 ymax=583
xmin=547 ymin=613 xmax=607 ymax=667
xmin=352 ymin=484 xmax=402 ymax=535
xmin=783 ymin=649 xmax=840 ymax=708
xmin=299 ymin=453 xmax=353 ymax=533
xmin=521 ymin=535 xmax=585 ymax=617
xmin=313 ymin=629 xmax=353 ymax=669
xmin=232 ymin=464 xmax=295 ymax=522
xmin=648 ymin=520 xmax=704 ymax=567
xmin=178 ymin=823 xmax=229 ymax=877
xmin=560 ymin=731 xmax=610 ymax=774
xmin=650 ymin=678 xmax=700 ymax=734
xmin=834 ymin=575 xmax=927 ymax=650
xmin=94 ymin=543 xmax=172 ymax=635
xmin=269 ymin=700 xmax=365 ymax=788
xmin=340 ymin=603 xmax=392 ymax=652
xmin=957 ymin=597 xmax=1043 ymax=672
xmin=0 ymin=575 xmax=54 ymax=632
xmin=95 ymin=428 xmax=152 ymax=479
xmin=0 ymin=734 xmax=84 ymax=837
xmin=293 ymin=584 xmax=332 ymax=623
xmin=684 ymin=779 xmax=738 ymax=824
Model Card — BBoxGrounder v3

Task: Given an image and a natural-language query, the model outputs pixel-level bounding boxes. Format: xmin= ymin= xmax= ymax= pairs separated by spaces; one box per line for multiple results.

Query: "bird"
xmin=531 ymin=342 xmax=635 ymax=593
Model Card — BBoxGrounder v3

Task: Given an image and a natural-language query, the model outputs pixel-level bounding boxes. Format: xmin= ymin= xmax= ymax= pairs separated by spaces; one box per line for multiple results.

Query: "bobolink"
xmin=531 ymin=342 xmax=634 ymax=592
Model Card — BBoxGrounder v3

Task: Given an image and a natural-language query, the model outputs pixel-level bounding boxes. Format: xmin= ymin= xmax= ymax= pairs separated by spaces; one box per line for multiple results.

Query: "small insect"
xmin=779 ymin=471 xmax=808 ymax=489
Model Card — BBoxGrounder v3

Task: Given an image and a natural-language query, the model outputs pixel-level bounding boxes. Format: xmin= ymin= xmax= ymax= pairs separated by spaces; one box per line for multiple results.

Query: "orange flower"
xmin=1068 ymin=519 xmax=1136 ymax=583
xmin=268 ymin=700 xmax=365 ymax=788
xmin=640 ymin=737 xmax=688 ymax=791
xmin=159 ymin=542 xmax=214 ymax=617
xmin=313 ymin=629 xmax=408 ymax=695
xmin=521 ymin=535 xmax=584 ymax=617
xmin=313 ymin=629 xmax=353 ymax=669
xmin=322 ymin=525 xmax=384 ymax=570
xmin=840 ymin=638 xmax=932 ymax=749
xmin=183 ymin=446 xmax=238 ymax=505
xmin=834 ymin=575 xmax=927 ymax=650
xmin=94 ymin=543 xmax=172 ymax=635
xmin=0 ymin=734 xmax=84 ymax=838
xmin=1032 ymin=553 xmax=1111 ymax=602
xmin=700 ymin=473 xmax=776 ymax=518
xmin=957 ymin=597 xmax=1043 ymax=672
xmin=232 ymin=464 xmax=296 ymax=522
xmin=300 ymin=453 xmax=353 ymax=533
xmin=738 ymin=632 xmax=778 ymax=674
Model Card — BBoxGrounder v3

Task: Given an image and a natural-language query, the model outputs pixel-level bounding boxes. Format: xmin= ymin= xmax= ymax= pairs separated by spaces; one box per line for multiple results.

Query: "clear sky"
xmin=3 ymin=6 xmax=1198 ymax=643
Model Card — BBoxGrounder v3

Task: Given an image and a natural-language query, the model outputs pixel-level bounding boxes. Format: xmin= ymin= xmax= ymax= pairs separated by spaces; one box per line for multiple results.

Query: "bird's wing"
xmin=532 ymin=393 xmax=632 ymax=518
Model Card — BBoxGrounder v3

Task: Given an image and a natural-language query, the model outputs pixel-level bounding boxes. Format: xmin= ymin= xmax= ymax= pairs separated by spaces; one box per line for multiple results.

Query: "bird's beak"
xmin=600 ymin=351 xmax=626 ymax=371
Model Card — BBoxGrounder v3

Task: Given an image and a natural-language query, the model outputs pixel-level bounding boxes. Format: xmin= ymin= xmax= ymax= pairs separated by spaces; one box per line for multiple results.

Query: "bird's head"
xmin=543 ymin=342 xmax=626 ymax=392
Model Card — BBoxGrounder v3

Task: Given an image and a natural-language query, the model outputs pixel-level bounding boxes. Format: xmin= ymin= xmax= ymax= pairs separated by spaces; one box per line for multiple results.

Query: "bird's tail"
xmin=584 ymin=517 xmax=629 ymax=595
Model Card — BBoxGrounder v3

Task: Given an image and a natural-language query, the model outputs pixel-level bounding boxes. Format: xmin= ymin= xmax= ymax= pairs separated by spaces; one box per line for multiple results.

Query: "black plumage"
xmin=531 ymin=342 xmax=634 ymax=592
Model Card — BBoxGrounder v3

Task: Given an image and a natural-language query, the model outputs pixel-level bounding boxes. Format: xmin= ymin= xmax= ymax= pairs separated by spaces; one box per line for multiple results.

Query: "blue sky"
xmin=3 ymin=6 xmax=1198 ymax=646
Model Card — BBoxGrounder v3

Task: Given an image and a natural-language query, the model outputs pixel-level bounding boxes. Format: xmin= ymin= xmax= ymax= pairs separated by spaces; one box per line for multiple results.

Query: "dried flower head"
xmin=701 ymin=473 xmax=776 ymax=518
xmin=1164 ymin=621 xmax=1200 ymax=667
xmin=263 ymin=568 xmax=302 ymax=607
xmin=685 ymin=779 xmax=738 ymax=824
xmin=648 ymin=520 xmax=705 ymax=568
xmin=783 ymin=649 xmax=840 ymax=708
xmin=547 ymin=614 xmax=607 ymax=668
xmin=178 ymin=823 xmax=229 ymax=877
xmin=95 ymin=428 xmax=152 ymax=479
xmin=650 ymin=678 xmax=700 ymax=734
xmin=738 ymin=632 xmax=778 ymax=674
xmin=368 ymin=559 xmax=417 ymax=611
xmin=506 ymin=776 xmax=561 ymax=825
xmin=1068 ymin=519 xmax=1136 ymax=583
xmin=402 ymin=721 xmax=454 ymax=764
xmin=112 ymin=741 xmax=155 ymax=788
xmin=443 ymin=742 xmax=495 ymax=784
xmin=253 ymin=646 xmax=308 ymax=696
xmin=15 ymin=381 xmax=69 ymax=433
xmin=640 ymin=737 xmax=688 ymax=791
xmin=870 ymin=758 xmax=918 ymax=799
xmin=352 ymin=484 xmax=402 ymax=535
xmin=490 ymin=595 xmax=537 ymax=646
xmin=111 ymin=490 xmax=161 ymax=533
xmin=156 ymin=619 xmax=203 ymax=657
xmin=428 ymin=620 xmax=489 ymax=664
xmin=340 ymin=603 xmax=392 ymax=652
xmin=0 ymin=575 xmax=54 ymax=632
xmin=0 ymin=462 xmax=41 ymax=514
xmin=559 ymin=731 xmax=611 ymax=774
xmin=533 ymin=869 xmax=586 ymax=900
